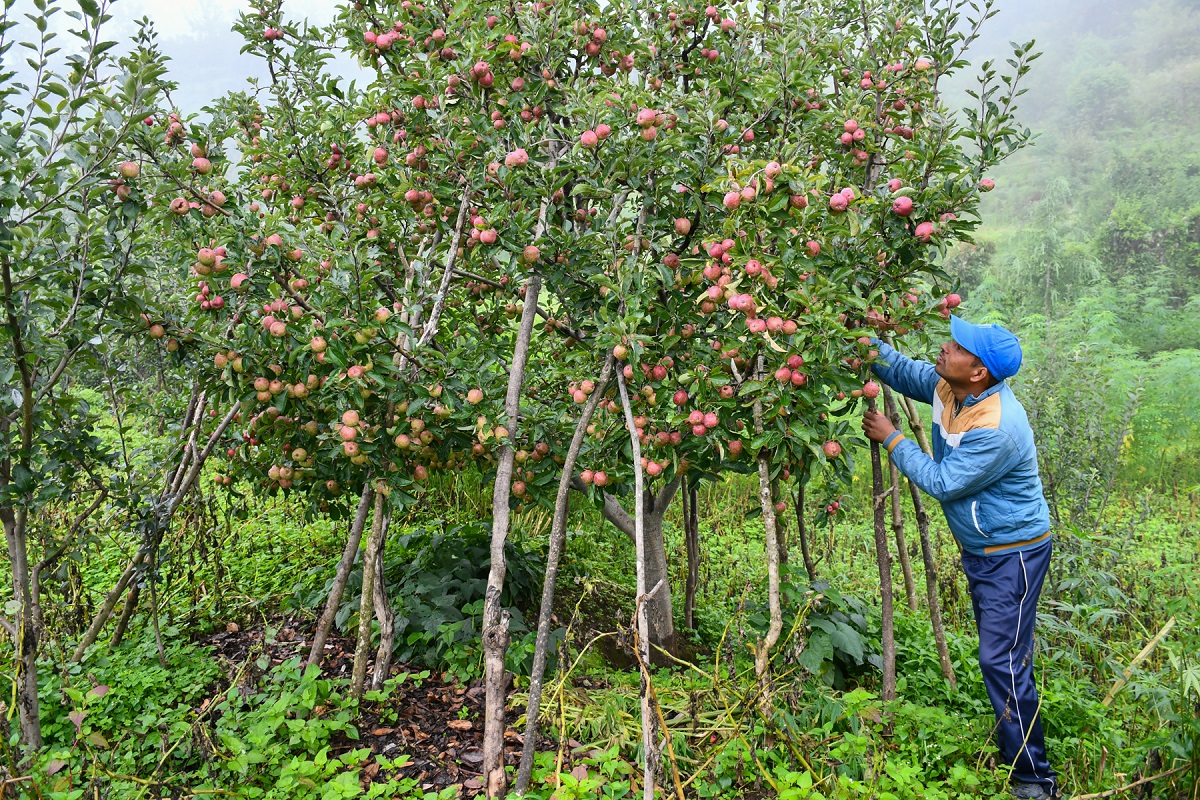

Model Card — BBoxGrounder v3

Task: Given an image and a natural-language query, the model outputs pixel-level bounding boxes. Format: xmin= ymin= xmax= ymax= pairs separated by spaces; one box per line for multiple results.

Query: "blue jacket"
xmin=871 ymin=340 xmax=1052 ymax=557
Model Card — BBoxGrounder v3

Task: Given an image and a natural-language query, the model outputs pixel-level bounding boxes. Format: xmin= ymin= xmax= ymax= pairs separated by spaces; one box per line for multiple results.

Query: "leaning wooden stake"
xmin=884 ymin=403 xmax=918 ymax=612
xmin=307 ymin=483 xmax=374 ymax=668
xmin=108 ymin=586 xmax=139 ymax=649
xmin=630 ymin=579 xmax=687 ymax=800
xmin=1102 ymin=616 xmax=1175 ymax=706
xmin=616 ymin=368 xmax=660 ymax=800
xmin=751 ymin=395 xmax=783 ymax=705
xmin=514 ymin=355 xmax=614 ymax=795
xmin=1064 ymin=763 xmax=1191 ymax=800
xmin=887 ymin=385 xmax=957 ymax=688
xmin=867 ymin=396 xmax=897 ymax=710
xmin=72 ymin=400 xmax=240 ymax=662
xmin=682 ymin=478 xmax=700 ymax=631
xmin=906 ymin=476 xmax=957 ymax=689
xmin=771 ymin=479 xmax=789 ymax=566
xmin=350 ymin=490 xmax=386 ymax=699
xmin=481 ymin=274 xmax=542 ymax=799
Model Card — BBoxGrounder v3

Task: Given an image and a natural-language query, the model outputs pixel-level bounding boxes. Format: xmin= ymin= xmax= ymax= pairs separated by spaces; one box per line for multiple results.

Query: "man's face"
xmin=934 ymin=338 xmax=988 ymax=385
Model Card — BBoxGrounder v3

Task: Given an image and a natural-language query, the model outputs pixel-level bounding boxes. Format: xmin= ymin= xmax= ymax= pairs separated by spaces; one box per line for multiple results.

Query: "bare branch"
xmin=416 ymin=188 xmax=472 ymax=349
xmin=167 ymin=402 xmax=241 ymax=517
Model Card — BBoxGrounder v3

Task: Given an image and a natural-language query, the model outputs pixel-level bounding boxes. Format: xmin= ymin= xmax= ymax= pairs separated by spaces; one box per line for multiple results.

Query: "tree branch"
xmin=274 ymin=272 xmax=325 ymax=324
xmin=416 ymin=187 xmax=472 ymax=349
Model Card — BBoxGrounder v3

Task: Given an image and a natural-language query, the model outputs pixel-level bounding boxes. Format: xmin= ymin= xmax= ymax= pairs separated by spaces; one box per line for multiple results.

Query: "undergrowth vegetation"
xmin=7 ymin=444 xmax=1197 ymax=798
xmin=3 ymin=0 xmax=1200 ymax=797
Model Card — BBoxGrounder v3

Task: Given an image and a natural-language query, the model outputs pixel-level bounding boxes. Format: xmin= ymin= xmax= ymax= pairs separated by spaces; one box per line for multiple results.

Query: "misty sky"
xmin=8 ymin=0 xmax=351 ymax=110
xmin=6 ymin=0 xmax=1076 ymax=111
xmin=116 ymin=0 xmax=351 ymax=107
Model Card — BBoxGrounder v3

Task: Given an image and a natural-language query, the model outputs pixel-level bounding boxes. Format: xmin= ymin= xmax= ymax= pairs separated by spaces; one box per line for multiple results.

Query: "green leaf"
xmin=796 ymin=632 xmax=833 ymax=673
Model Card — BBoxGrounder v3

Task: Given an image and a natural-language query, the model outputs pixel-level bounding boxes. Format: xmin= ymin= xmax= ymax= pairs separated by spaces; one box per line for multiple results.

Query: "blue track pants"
xmin=961 ymin=539 xmax=1057 ymax=796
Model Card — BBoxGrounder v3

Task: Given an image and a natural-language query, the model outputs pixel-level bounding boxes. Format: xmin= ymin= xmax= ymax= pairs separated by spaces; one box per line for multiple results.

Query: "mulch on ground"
xmin=196 ymin=616 xmax=560 ymax=797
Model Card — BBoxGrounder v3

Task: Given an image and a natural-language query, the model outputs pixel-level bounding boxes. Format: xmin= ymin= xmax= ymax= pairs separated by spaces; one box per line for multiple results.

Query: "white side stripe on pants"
xmin=1010 ymin=552 xmax=1043 ymax=785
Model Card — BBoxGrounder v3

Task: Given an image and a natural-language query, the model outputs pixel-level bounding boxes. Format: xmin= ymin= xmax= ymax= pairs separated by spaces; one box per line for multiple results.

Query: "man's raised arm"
xmin=883 ymin=427 xmax=1020 ymax=503
xmin=870 ymin=338 xmax=939 ymax=405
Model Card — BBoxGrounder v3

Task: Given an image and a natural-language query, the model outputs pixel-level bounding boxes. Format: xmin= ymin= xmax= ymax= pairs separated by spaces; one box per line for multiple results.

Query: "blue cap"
xmin=949 ymin=315 xmax=1023 ymax=381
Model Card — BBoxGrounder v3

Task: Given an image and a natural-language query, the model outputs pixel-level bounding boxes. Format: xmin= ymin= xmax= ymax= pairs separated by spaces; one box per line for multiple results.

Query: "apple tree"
xmin=140 ymin=0 xmax=1034 ymax=794
xmin=0 ymin=0 xmax=170 ymax=750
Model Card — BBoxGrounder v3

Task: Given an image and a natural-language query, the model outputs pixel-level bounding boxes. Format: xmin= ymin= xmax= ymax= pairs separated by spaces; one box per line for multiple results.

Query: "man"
xmin=861 ymin=315 xmax=1058 ymax=800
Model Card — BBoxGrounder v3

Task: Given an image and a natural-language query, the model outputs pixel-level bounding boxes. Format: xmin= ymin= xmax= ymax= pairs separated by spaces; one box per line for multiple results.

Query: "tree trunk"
xmin=76 ymin=414 xmax=189 ymax=660
xmin=370 ymin=509 xmax=395 ymax=692
xmin=594 ymin=483 xmax=681 ymax=654
xmin=616 ymin=369 xmax=659 ymax=800
xmin=2 ymin=508 xmax=40 ymax=749
xmin=2 ymin=259 xmax=40 ymax=749
xmin=308 ymin=483 xmax=374 ymax=668
xmin=351 ymin=490 xmax=386 ymax=698
xmin=31 ymin=488 xmax=108 ymax=638
xmin=683 ymin=480 xmax=699 ymax=631
xmin=1044 ymin=254 xmax=1053 ymax=321
xmin=642 ymin=508 xmax=675 ymax=649
xmin=867 ymin=397 xmax=897 ymax=709
xmin=794 ymin=480 xmax=817 ymax=582
xmin=482 ymin=274 xmax=541 ymax=799
xmin=514 ymin=355 xmax=614 ymax=795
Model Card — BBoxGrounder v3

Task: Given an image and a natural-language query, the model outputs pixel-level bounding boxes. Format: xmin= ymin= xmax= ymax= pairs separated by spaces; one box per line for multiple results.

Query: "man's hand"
xmin=862 ymin=410 xmax=898 ymax=444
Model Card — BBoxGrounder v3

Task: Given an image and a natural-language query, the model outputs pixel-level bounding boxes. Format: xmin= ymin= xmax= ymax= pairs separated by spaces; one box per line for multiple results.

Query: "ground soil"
xmin=196 ymin=616 xmax=565 ymax=797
